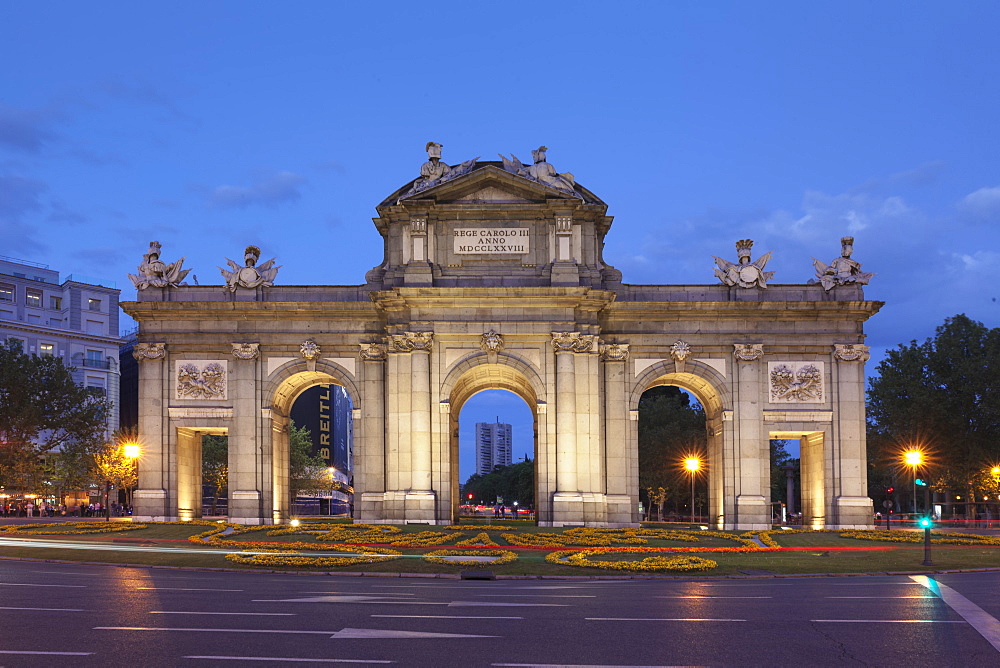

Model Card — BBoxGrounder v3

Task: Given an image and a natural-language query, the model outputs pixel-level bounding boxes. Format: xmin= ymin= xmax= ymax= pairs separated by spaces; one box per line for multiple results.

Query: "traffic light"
xmin=885 ymin=487 xmax=894 ymax=495
xmin=918 ymin=517 xmax=933 ymax=529
xmin=915 ymin=478 xmax=928 ymax=487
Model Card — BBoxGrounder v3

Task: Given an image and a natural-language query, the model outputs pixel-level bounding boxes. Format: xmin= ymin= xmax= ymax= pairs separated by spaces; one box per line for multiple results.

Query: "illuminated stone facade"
xmin=122 ymin=150 xmax=881 ymax=529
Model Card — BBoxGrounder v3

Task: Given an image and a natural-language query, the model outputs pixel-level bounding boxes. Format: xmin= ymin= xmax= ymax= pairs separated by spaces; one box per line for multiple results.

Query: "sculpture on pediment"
xmin=810 ymin=236 xmax=875 ymax=291
xmin=500 ymin=146 xmax=577 ymax=195
xmin=219 ymin=245 xmax=281 ymax=292
xmin=129 ymin=241 xmax=191 ymax=289
xmin=713 ymin=239 xmax=775 ymax=289
xmin=401 ymin=142 xmax=479 ymax=198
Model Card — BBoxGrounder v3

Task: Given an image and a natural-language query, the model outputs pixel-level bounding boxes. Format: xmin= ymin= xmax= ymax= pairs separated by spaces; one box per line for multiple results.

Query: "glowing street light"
xmin=684 ymin=457 xmax=702 ymax=524
xmin=903 ymin=449 xmax=924 ymax=514
xmin=123 ymin=443 xmax=141 ymax=460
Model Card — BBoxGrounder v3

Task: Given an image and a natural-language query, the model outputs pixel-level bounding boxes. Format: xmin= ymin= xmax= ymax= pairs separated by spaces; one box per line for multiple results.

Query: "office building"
xmin=475 ymin=420 xmax=512 ymax=475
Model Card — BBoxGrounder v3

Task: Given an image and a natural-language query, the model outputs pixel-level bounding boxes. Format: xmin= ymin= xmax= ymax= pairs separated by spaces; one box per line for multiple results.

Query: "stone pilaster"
xmin=357 ymin=342 xmax=387 ymax=522
xmin=229 ymin=341 xmax=264 ymax=523
xmin=600 ymin=342 xmax=632 ymax=524
xmin=830 ymin=343 xmax=873 ymax=528
xmin=132 ymin=343 xmax=170 ymax=520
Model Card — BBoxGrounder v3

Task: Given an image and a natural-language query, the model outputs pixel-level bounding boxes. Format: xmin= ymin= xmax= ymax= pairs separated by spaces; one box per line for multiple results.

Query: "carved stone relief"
xmin=599 ymin=342 xmax=630 ymax=362
xmin=670 ymin=340 xmax=692 ymax=362
xmin=733 ymin=343 xmax=764 ymax=362
xmin=833 ymin=344 xmax=871 ymax=362
xmin=128 ymin=241 xmax=190 ymax=289
xmin=481 ymin=330 xmax=504 ymax=354
xmin=300 ymin=339 xmax=321 ymax=361
xmin=231 ymin=343 xmax=260 ymax=360
xmin=768 ymin=361 xmax=824 ymax=403
xmin=175 ymin=360 xmax=228 ymax=400
xmin=359 ymin=342 xmax=388 ymax=362
xmin=133 ymin=342 xmax=166 ymax=361
xmin=551 ymin=332 xmax=595 ymax=353
xmin=391 ymin=331 xmax=434 ymax=353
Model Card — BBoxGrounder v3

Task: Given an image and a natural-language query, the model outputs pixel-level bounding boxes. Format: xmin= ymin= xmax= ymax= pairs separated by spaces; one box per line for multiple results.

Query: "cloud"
xmin=0 ymin=174 xmax=48 ymax=253
xmin=207 ymin=171 xmax=307 ymax=209
xmin=958 ymin=186 xmax=1000 ymax=221
xmin=0 ymin=103 xmax=58 ymax=153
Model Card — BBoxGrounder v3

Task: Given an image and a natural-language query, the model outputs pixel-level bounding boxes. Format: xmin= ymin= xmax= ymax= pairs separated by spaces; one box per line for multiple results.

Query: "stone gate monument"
xmin=122 ymin=144 xmax=882 ymax=529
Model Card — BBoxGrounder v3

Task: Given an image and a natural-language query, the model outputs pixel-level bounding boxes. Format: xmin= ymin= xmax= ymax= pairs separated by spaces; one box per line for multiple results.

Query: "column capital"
xmin=231 ymin=342 xmax=260 ymax=360
xmin=359 ymin=342 xmax=387 ymax=362
xmin=833 ymin=343 xmax=870 ymax=362
xmin=133 ymin=342 xmax=166 ymax=361
xmin=391 ymin=331 xmax=433 ymax=353
xmin=599 ymin=342 xmax=629 ymax=362
xmin=551 ymin=331 xmax=595 ymax=353
xmin=733 ymin=343 xmax=763 ymax=362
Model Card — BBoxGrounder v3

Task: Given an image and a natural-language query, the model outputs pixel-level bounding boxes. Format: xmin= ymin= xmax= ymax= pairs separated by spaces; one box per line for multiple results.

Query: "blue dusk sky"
xmin=3 ymin=3 xmax=999 ymax=481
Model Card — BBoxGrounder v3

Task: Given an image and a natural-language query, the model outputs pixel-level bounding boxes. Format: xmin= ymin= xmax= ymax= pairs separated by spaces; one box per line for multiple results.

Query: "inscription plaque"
xmin=454 ymin=228 xmax=530 ymax=254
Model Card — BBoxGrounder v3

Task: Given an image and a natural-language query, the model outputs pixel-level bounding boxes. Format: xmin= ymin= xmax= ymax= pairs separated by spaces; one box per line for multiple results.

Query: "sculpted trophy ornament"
xmin=219 ymin=245 xmax=281 ymax=292
xmin=499 ymin=146 xmax=577 ymax=195
xmin=128 ymin=241 xmax=191 ymax=289
xmin=810 ymin=236 xmax=875 ymax=291
xmin=713 ymin=239 xmax=775 ymax=289
xmin=400 ymin=142 xmax=478 ymax=198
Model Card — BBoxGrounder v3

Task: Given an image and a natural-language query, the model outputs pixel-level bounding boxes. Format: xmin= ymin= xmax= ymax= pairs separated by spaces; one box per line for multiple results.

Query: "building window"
xmin=0 ymin=285 xmax=13 ymax=303
xmin=50 ymin=296 xmax=62 ymax=310
xmin=7 ymin=337 xmax=25 ymax=352
xmin=48 ymin=318 xmax=62 ymax=327
xmin=86 ymin=320 xmax=103 ymax=335
xmin=25 ymin=289 xmax=42 ymax=308
xmin=39 ymin=343 xmax=54 ymax=356
xmin=88 ymin=298 xmax=101 ymax=311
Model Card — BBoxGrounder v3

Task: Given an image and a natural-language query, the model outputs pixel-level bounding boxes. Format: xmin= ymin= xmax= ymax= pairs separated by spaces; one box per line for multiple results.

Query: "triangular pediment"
xmin=380 ymin=162 xmax=604 ymax=209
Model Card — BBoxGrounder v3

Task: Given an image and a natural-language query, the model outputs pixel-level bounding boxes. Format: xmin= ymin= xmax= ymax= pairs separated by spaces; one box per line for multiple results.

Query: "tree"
xmin=288 ymin=421 xmax=328 ymax=503
xmin=0 ymin=340 xmax=110 ymax=490
xmin=867 ymin=314 xmax=1000 ymax=501
xmin=202 ymin=435 xmax=228 ymax=515
xmin=462 ymin=460 xmax=534 ymax=508
xmin=637 ymin=386 xmax=706 ymax=516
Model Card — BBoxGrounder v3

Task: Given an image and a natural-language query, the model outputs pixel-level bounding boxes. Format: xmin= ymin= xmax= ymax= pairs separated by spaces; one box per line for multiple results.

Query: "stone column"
xmin=601 ymin=342 xmax=632 ymax=525
xmin=730 ymin=343 xmax=769 ymax=530
xmin=830 ymin=344 xmax=874 ymax=528
xmin=409 ymin=334 xmax=433 ymax=492
xmin=389 ymin=331 xmax=436 ymax=522
xmin=357 ymin=342 xmax=387 ymax=522
xmin=229 ymin=343 xmax=263 ymax=524
xmin=550 ymin=332 xmax=583 ymax=524
xmin=132 ymin=343 xmax=170 ymax=520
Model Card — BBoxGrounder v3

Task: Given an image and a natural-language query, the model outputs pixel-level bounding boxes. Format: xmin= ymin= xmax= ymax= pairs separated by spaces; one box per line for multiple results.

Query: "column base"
xmin=721 ymin=494 xmax=771 ymax=531
xmin=827 ymin=496 xmax=874 ymax=529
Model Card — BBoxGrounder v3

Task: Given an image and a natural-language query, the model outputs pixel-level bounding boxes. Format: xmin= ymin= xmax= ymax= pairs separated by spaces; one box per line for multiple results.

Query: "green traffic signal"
xmin=918 ymin=517 xmax=933 ymax=528
xmin=914 ymin=478 xmax=927 ymax=486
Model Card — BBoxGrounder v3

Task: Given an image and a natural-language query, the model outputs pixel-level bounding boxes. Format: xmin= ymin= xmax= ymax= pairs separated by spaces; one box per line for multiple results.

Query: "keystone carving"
xmin=733 ymin=343 xmax=764 ymax=362
xmin=481 ymin=330 xmax=504 ymax=354
xmin=599 ymin=342 xmax=630 ymax=362
xmin=359 ymin=342 xmax=388 ymax=362
xmin=231 ymin=343 xmax=260 ymax=360
xmin=670 ymin=340 xmax=692 ymax=362
xmin=300 ymin=339 xmax=321 ymax=361
xmin=833 ymin=344 xmax=871 ymax=362
xmin=133 ymin=342 xmax=166 ymax=361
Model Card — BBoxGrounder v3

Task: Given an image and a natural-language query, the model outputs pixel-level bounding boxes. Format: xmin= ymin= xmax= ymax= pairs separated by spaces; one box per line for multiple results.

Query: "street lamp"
xmin=123 ymin=443 xmax=140 ymax=514
xmin=684 ymin=457 xmax=702 ymax=524
xmin=903 ymin=449 xmax=923 ymax=514
xmin=327 ymin=467 xmax=337 ymax=516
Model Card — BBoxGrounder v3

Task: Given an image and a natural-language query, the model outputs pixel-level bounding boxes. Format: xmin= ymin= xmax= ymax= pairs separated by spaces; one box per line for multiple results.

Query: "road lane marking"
xmin=95 ymin=626 xmax=336 ymax=634
xmin=371 ymin=615 xmax=523 ymax=619
xmin=827 ymin=596 xmax=936 ymax=599
xmin=0 ymin=651 xmax=92 ymax=656
xmin=0 ymin=582 xmax=85 ymax=588
xmin=254 ymin=596 xmax=434 ymax=603
xmin=476 ymin=594 xmax=596 ymax=598
xmin=150 ymin=611 xmax=295 ymax=616
xmin=137 ymin=587 xmax=242 ymax=591
xmin=186 ymin=658 xmax=392 ymax=664
xmin=0 ymin=606 xmax=84 ymax=612
xmin=811 ymin=620 xmax=965 ymax=623
xmin=494 ymin=665 xmax=684 ymax=668
xmin=449 ymin=602 xmax=568 ymax=607
xmin=301 ymin=591 xmax=416 ymax=595
xmin=586 ymin=617 xmax=746 ymax=622
xmin=657 ymin=595 xmax=771 ymax=599
xmin=330 ymin=628 xmax=498 ymax=638
xmin=911 ymin=575 xmax=1000 ymax=652
xmin=374 ymin=585 xmax=590 ymax=589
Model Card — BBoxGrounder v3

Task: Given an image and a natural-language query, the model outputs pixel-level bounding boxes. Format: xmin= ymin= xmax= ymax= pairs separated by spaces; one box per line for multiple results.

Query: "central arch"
xmin=631 ymin=361 xmax=731 ymax=528
xmin=439 ymin=353 xmax=544 ymax=523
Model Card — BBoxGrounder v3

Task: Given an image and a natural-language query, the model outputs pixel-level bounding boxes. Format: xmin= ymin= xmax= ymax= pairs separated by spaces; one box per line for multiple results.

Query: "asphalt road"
xmin=1 ymin=560 xmax=999 ymax=667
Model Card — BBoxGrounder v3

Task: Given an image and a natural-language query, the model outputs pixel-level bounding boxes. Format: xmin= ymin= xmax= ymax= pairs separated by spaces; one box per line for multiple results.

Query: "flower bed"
xmin=546 ymin=547 xmax=718 ymax=572
xmin=226 ymin=545 xmax=401 ymax=568
xmin=1 ymin=521 xmax=149 ymax=535
xmin=455 ymin=532 xmax=500 ymax=547
xmin=422 ymin=549 xmax=517 ymax=567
